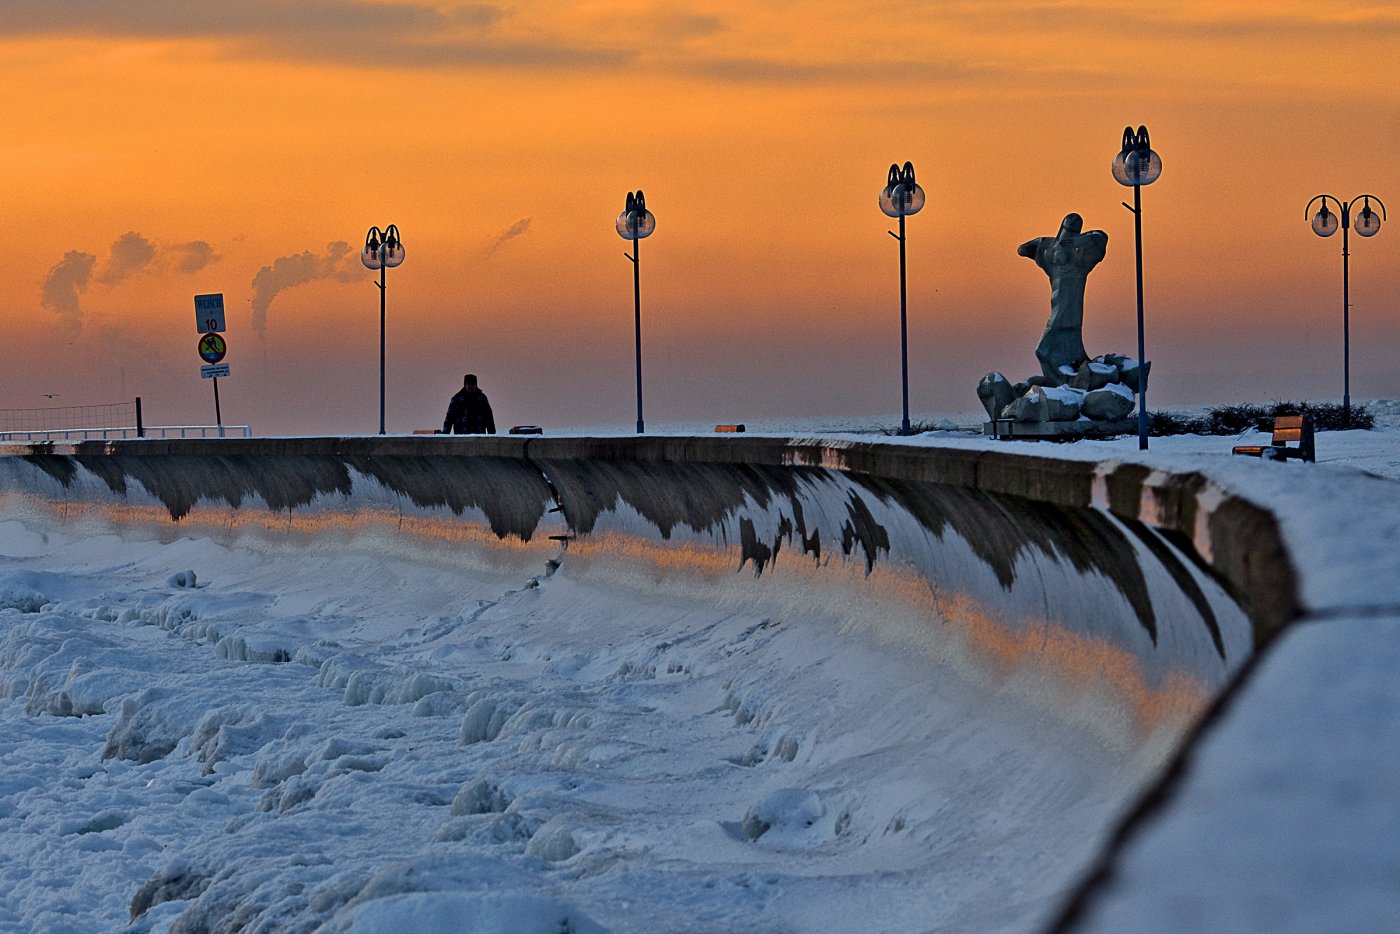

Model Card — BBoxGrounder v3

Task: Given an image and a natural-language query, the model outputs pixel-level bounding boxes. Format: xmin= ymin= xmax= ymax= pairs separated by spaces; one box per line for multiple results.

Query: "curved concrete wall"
xmin=9 ymin=434 xmax=1349 ymax=930
xmin=0 ymin=436 xmax=1284 ymax=755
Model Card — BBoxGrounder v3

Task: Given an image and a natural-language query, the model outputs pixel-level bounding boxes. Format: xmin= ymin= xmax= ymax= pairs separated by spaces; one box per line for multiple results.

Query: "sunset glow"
xmin=3 ymin=1 xmax=1397 ymax=434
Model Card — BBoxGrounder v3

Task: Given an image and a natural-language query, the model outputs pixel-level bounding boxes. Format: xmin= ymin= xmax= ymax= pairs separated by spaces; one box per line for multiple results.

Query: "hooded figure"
xmin=443 ymin=374 xmax=496 ymax=434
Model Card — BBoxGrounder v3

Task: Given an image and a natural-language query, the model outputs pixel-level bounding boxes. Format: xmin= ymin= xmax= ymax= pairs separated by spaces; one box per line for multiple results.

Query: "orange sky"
xmin=2 ymin=1 xmax=1398 ymax=434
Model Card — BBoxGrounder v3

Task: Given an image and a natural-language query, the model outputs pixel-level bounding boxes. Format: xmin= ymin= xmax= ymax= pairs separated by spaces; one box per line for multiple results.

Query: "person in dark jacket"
xmin=442 ymin=374 xmax=496 ymax=434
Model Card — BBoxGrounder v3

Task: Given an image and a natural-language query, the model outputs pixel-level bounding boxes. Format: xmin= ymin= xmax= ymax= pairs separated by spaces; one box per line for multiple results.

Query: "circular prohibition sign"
xmin=198 ymin=332 xmax=227 ymax=364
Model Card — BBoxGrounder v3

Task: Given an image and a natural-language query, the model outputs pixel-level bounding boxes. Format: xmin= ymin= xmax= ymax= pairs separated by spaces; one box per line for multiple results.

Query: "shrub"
xmin=1150 ymin=401 xmax=1372 ymax=436
xmin=876 ymin=419 xmax=954 ymax=436
xmin=1146 ymin=410 xmax=1199 ymax=436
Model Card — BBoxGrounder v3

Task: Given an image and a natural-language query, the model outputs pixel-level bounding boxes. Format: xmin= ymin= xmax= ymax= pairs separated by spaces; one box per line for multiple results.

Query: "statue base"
xmin=983 ymin=417 xmax=1139 ymax=440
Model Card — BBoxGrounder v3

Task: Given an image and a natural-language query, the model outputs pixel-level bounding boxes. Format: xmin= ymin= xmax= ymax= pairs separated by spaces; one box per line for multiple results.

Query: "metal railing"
xmin=0 ymin=425 xmax=252 ymax=442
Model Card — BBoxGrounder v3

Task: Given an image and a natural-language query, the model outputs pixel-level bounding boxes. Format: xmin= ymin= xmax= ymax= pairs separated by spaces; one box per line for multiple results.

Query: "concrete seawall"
xmin=0 ymin=436 xmax=1286 ymax=751
xmin=0 ymin=435 xmax=1337 ymax=928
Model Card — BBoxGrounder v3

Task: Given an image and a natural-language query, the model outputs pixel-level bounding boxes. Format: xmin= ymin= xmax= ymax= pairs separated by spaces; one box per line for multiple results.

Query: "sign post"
xmin=199 ymin=359 xmax=230 ymax=436
xmin=195 ymin=293 xmax=230 ymax=437
xmin=213 ymin=372 xmax=223 ymax=435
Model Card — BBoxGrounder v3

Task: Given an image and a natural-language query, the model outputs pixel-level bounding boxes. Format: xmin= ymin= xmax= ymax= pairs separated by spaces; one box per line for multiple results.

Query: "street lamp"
xmin=616 ymin=191 xmax=655 ymax=434
xmin=361 ymin=224 xmax=405 ymax=435
xmin=879 ymin=161 xmax=925 ymax=436
xmin=1305 ymin=193 xmax=1387 ymax=428
xmin=1112 ymin=125 xmax=1162 ymax=451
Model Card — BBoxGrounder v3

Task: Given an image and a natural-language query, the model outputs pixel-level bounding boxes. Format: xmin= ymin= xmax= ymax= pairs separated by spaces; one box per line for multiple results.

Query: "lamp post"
xmin=361 ymin=224 xmax=405 ymax=435
xmin=1112 ymin=126 xmax=1162 ymax=451
xmin=616 ymin=191 xmax=655 ymax=434
xmin=1305 ymin=194 xmax=1386 ymax=428
xmin=879 ymin=161 xmax=925 ymax=436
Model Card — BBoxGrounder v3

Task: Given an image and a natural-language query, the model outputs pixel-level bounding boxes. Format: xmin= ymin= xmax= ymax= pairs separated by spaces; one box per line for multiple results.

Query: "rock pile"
xmin=978 ymin=353 xmax=1148 ymax=432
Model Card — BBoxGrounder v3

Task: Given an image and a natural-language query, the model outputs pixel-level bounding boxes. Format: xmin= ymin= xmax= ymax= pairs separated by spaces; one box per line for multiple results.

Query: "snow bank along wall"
xmin=0 ymin=436 xmax=1287 ymax=898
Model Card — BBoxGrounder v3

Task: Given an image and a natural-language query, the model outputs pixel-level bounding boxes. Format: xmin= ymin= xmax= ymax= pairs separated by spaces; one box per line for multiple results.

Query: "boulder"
xmin=1007 ymin=392 xmax=1038 ymax=422
xmin=1082 ymin=384 xmax=1136 ymax=420
xmin=977 ymin=372 xmax=1016 ymax=420
xmin=1117 ymin=358 xmax=1150 ymax=394
xmin=1044 ymin=385 xmax=1086 ymax=420
xmin=1069 ymin=360 xmax=1118 ymax=391
xmin=1009 ymin=385 xmax=1083 ymax=422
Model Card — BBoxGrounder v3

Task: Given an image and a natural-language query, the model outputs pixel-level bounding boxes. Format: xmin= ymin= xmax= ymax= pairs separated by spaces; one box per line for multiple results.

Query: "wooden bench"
xmin=1232 ymin=414 xmax=1315 ymax=462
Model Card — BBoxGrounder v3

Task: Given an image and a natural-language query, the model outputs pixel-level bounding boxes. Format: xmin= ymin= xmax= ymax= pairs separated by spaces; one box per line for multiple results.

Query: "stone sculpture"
xmin=1017 ymin=213 xmax=1107 ymax=383
xmin=979 ymin=213 xmax=1148 ymax=438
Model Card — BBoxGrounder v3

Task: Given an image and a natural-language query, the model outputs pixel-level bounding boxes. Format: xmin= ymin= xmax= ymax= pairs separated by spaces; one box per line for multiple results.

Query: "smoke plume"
xmin=169 ymin=240 xmax=219 ymax=274
xmin=486 ymin=217 xmax=532 ymax=257
xmin=97 ymin=231 xmax=157 ymax=285
xmin=40 ymin=251 xmax=97 ymax=333
xmin=249 ymin=241 xmax=360 ymax=338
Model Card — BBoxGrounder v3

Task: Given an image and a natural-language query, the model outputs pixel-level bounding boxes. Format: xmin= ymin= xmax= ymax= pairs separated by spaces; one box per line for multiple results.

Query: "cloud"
xmin=648 ymin=11 xmax=725 ymax=40
xmin=1152 ymin=10 xmax=1400 ymax=40
xmin=97 ymin=231 xmax=157 ymax=285
xmin=3 ymin=0 xmax=1396 ymax=87
xmin=674 ymin=55 xmax=1002 ymax=86
xmin=0 ymin=1 xmax=631 ymax=71
xmin=249 ymin=241 xmax=360 ymax=338
xmin=485 ymin=217 xmax=532 ymax=257
xmin=0 ymin=0 xmax=497 ymax=38
xmin=923 ymin=1 xmax=1400 ymax=41
xmin=168 ymin=240 xmax=220 ymax=275
xmin=581 ymin=7 xmax=726 ymax=43
xmin=40 ymin=251 xmax=97 ymax=332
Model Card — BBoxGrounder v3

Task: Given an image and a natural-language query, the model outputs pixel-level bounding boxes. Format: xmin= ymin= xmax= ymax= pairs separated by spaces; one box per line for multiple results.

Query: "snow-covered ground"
xmin=0 ymin=510 xmax=1142 ymax=933
xmin=1068 ymin=613 xmax=1400 ymax=933
xmin=1 ymin=405 xmax=1398 ymax=932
